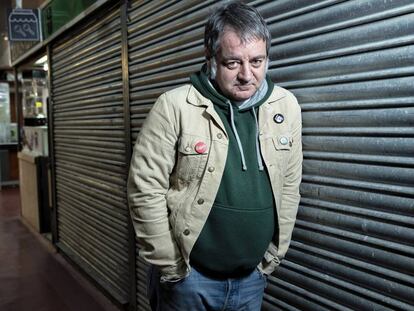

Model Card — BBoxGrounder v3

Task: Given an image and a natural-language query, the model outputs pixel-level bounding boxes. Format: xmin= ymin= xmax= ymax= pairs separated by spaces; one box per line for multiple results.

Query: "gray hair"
xmin=204 ymin=1 xmax=271 ymax=60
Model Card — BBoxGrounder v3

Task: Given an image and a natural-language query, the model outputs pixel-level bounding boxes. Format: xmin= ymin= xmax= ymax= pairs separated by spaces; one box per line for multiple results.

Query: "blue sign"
xmin=8 ymin=9 xmax=40 ymax=42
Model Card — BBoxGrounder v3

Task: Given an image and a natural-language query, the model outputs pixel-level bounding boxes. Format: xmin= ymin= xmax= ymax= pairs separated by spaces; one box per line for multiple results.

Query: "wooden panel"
xmin=18 ymin=152 xmax=40 ymax=231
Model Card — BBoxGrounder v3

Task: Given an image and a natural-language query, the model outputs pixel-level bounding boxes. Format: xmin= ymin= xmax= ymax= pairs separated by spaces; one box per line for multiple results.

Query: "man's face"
xmin=211 ymin=29 xmax=268 ymax=101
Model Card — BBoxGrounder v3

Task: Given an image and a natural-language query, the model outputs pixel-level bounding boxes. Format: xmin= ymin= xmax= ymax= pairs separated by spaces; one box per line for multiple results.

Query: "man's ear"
xmin=205 ymin=48 xmax=211 ymax=61
xmin=205 ymin=48 xmax=212 ymax=74
xmin=205 ymin=59 xmax=211 ymax=76
xmin=206 ymin=58 xmax=211 ymax=68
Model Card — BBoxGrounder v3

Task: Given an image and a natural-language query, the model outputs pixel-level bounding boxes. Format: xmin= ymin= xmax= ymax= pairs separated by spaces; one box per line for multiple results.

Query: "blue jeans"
xmin=147 ymin=265 xmax=267 ymax=311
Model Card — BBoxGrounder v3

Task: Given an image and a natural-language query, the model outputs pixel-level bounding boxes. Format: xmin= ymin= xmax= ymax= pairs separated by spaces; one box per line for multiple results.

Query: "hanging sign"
xmin=8 ymin=9 xmax=40 ymax=41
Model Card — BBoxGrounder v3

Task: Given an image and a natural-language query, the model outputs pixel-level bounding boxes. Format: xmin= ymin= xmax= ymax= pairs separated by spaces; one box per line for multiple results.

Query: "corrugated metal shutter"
xmin=126 ymin=0 xmax=413 ymax=310
xmin=50 ymin=4 xmax=130 ymax=304
xmin=127 ymin=0 xmax=218 ymax=141
xmin=258 ymin=0 xmax=414 ymax=310
xmin=127 ymin=1 xmax=218 ymax=309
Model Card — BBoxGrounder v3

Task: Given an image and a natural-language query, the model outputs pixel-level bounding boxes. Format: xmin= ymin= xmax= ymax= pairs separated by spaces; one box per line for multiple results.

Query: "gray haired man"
xmin=128 ymin=2 xmax=302 ymax=310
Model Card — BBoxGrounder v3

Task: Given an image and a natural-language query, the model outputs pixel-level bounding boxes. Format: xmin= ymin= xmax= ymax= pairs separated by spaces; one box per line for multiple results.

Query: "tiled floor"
xmin=0 ymin=186 xmax=121 ymax=311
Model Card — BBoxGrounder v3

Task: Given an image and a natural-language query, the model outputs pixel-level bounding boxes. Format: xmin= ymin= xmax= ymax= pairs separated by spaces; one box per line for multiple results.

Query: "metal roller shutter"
xmin=258 ymin=0 xmax=414 ymax=310
xmin=126 ymin=0 xmax=413 ymax=310
xmin=50 ymin=4 xmax=130 ymax=304
xmin=127 ymin=0 xmax=220 ymax=140
xmin=136 ymin=254 xmax=151 ymax=311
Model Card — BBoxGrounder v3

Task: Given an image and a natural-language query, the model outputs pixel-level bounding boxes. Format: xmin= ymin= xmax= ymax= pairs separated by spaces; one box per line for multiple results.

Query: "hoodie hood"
xmin=190 ymin=65 xmax=274 ymax=171
xmin=190 ymin=64 xmax=274 ymax=112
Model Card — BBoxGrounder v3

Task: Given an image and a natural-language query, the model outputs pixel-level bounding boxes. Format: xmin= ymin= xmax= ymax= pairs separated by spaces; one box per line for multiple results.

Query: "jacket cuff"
xmin=159 ymin=258 xmax=188 ymax=282
xmin=258 ymin=243 xmax=281 ymax=275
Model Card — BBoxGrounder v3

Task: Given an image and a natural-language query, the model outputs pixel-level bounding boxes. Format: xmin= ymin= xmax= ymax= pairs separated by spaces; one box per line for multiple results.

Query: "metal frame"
xmin=120 ymin=1 xmax=137 ymax=310
xmin=35 ymin=156 xmax=51 ymax=233
xmin=47 ymin=44 xmax=59 ymax=245
xmin=13 ymin=67 xmax=21 ymax=152
xmin=121 ymin=0 xmax=137 ymax=309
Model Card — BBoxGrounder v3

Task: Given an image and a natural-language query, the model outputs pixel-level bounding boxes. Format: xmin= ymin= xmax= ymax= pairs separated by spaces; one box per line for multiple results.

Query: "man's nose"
xmin=237 ymin=63 xmax=252 ymax=82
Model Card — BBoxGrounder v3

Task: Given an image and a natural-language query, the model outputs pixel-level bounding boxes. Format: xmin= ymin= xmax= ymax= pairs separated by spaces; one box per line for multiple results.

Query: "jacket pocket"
xmin=175 ymin=135 xmax=209 ymax=183
xmin=269 ymin=134 xmax=292 ymax=176
xmin=272 ymin=134 xmax=292 ymax=151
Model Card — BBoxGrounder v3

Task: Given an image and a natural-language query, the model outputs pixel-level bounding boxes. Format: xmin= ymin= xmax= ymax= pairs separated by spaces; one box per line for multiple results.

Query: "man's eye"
xmin=226 ymin=61 xmax=239 ymax=69
xmin=251 ymin=59 xmax=263 ymax=67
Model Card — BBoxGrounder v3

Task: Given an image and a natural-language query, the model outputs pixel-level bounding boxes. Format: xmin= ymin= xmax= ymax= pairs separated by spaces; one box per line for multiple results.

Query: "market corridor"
xmin=0 ymin=187 xmax=120 ymax=311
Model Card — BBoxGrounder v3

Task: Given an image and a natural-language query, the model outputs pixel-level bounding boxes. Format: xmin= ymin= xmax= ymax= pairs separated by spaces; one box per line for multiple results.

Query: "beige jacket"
xmin=128 ymin=83 xmax=302 ymax=282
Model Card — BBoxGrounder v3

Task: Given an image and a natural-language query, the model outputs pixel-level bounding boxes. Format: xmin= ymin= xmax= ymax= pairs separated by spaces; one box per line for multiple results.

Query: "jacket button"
xmin=217 ymin=133 xmax=223 ymax=139
xmin=197 ymin=198 xmax=204 ymax=204
xmin=208 ymin=166 xmax=215 ymax=172
xmin=280 ymin=137 xmax=289 ymax=145
xmin=183 ymin=229 xmax=190 ymax=236
xmin=185 ymin=146 xmax=191 ymax=152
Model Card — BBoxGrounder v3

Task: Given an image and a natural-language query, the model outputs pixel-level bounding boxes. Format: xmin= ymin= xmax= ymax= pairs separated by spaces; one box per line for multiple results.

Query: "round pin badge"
xmin=194 ymin=141 xmax=207 ymax=154
xmin=274 ymin=114 xmax=284 ymax=124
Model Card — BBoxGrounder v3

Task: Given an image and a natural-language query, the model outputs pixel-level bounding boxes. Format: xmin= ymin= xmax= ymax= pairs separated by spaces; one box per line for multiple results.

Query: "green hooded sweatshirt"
xmin=189 ymin=67 xmax=276 ymax=278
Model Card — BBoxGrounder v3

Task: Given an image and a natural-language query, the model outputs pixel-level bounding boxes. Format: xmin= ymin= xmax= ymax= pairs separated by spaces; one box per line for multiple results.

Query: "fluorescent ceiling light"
xmin=35 ymin=55 xmax=48 ymax=65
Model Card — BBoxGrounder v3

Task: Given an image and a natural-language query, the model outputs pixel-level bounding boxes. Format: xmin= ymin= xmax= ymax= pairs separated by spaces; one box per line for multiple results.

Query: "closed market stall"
xmin=49 ymin=2 xmax=130 ymax=304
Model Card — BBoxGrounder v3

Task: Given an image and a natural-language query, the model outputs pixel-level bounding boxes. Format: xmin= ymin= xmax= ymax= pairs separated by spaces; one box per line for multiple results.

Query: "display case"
xmin=0 ymin=83 xmax=11 ymax=143
xmin=21 ymin=126 xmax=48 ymax=156
xmin=0 ymin=82 xmax=18 ymax=188
xmin=20 ymin=70 xmax=48 ymax=156
xmin=22 ymin=71 xmax=48 ymax=126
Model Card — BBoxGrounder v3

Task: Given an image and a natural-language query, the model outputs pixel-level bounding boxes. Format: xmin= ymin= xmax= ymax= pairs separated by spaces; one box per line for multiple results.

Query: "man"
xmin=128 ymin=2 xmax=302 ymax=310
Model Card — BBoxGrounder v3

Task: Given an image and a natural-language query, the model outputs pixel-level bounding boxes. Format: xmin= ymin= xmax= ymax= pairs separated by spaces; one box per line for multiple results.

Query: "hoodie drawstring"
xmin=227 ymin=102 xmax=264 ymax=171
xmin=252 ymin=107 xmax=264 ymax=171
xmin=228 ymin=101 xmax=247 ymax=171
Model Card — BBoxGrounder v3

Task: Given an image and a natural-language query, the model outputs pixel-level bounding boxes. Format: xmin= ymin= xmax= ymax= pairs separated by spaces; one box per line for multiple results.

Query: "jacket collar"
xmin=187 ymin=84 xmax=212 ymax=107
xmin=187 ymin=83 xmax=287 ymax=108
xmin=186 ymin=85 xmax=227 ymax=136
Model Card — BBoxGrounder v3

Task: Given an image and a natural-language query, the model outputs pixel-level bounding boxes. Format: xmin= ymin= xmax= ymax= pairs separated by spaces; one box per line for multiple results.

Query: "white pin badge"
xmin=274 ymin=114 xmax=284 ymax=124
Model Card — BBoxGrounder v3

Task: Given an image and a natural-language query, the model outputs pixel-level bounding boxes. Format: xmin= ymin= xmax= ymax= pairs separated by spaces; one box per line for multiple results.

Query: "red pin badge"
xmin=195 ymin=141 xmax=207 ymax=154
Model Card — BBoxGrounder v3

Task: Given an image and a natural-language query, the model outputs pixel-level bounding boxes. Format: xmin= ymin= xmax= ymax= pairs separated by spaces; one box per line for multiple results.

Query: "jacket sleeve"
xmin=276 ymin=95 xmax=302 ymax=261
xmin=260 ymin=93 xmax=303 ymax=275
xmin=127 ymin=93 xmax=185 ymax=280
